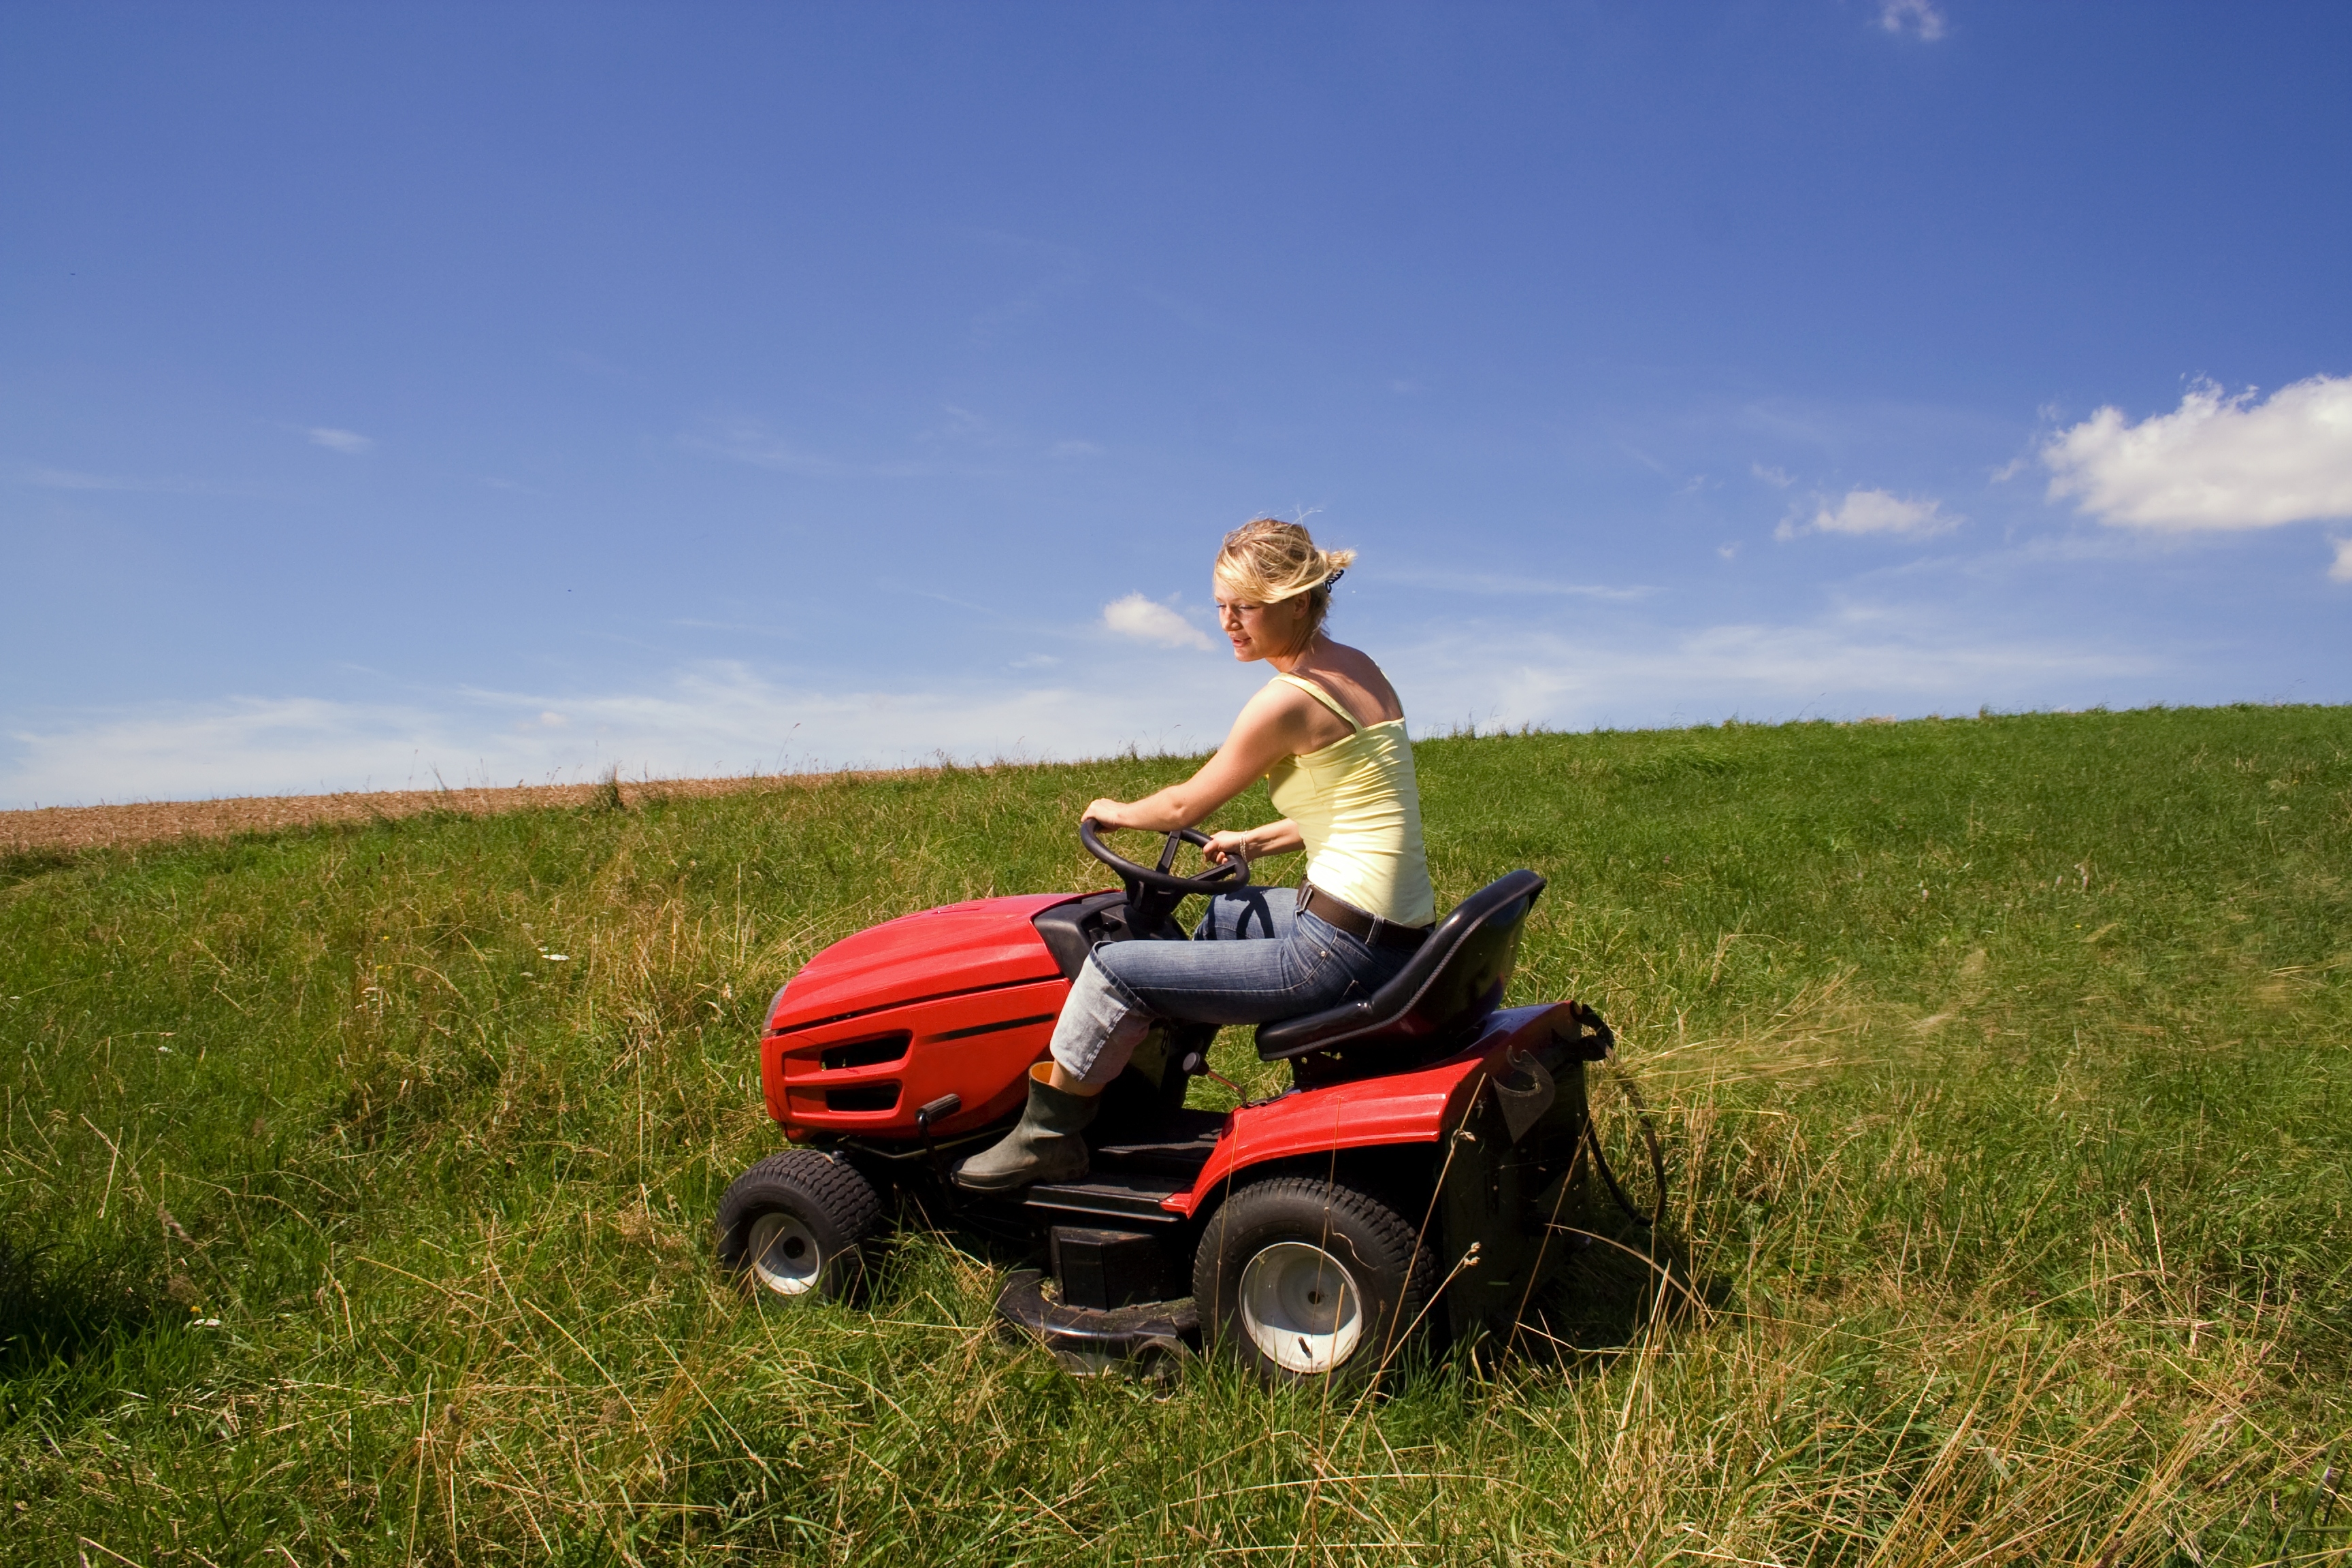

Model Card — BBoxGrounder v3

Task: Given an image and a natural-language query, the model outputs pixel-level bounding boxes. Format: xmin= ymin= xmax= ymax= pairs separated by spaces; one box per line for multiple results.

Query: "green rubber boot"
xmin=953 ymin=1063 xmax=1098 ymax=1192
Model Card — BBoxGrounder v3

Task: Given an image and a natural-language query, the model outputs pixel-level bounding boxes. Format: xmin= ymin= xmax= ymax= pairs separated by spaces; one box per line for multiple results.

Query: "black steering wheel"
xmin=1080 ymin=820 xmax=1251 ymax=900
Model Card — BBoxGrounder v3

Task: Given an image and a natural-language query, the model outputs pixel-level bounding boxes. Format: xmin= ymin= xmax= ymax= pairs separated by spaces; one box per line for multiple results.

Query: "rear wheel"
xmin=715 ymin=1151 xmax=882 ymax=1303
xmin=1193 ymin=1176 xmax=1434 ymax=1384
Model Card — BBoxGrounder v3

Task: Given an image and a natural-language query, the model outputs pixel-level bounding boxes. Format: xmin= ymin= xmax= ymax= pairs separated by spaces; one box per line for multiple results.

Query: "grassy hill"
xmin=3 ymin=706 xmax=2348 ymax=1566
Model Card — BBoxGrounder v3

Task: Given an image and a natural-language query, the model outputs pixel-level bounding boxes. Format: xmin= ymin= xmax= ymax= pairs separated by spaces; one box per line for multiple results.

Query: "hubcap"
xmin=746 ymin=1211 xmax=822 ymax=1296
xmin=1237 ymin=1241 xmax=1364 ymax=1375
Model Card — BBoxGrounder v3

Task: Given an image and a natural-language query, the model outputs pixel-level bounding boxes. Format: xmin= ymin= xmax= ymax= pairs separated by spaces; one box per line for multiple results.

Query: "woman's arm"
xmin=1202 ymin=818 xmax=1304 ymax=866
xmin=1082 ymin=682 xmax=1310 ymax=834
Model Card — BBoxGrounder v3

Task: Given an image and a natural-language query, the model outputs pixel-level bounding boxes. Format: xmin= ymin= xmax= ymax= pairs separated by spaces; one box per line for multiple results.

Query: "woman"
xmin=956 ymin=518 xmax=1435 ymax=1191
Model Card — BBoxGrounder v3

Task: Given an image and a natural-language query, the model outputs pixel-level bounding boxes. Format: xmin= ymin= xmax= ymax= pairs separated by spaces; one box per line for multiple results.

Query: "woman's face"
xmin=1215 ymin=588 xmax=1311 ymax=662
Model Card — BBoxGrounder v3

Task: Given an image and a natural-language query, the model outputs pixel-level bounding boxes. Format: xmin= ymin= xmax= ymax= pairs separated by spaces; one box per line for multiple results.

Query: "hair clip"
xmin=1323 ymin=568 xmax=1345 ymax=588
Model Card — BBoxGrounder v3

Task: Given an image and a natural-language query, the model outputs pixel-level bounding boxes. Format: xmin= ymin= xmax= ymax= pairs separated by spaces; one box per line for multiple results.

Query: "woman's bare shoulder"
xmin=1299 ymin=642 xmax=1403 ymax=725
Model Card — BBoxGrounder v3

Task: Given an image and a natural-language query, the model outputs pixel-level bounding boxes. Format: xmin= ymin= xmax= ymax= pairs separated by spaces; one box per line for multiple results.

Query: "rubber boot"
xmin=953 ymin=1063 xmax=1098 ymax=1192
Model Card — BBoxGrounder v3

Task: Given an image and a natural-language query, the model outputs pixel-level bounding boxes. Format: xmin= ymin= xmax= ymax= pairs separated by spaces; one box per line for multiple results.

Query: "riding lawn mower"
xmin=715 ymin=823 xmax=1653 ymax=1382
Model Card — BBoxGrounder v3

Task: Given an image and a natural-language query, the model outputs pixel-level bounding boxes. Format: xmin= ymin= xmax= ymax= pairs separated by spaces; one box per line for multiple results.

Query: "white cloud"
xmin=308 ymin=427 xmax=374 ymax=455
xmin=1399 ymin=605 xmax=2161 ymax=736
xmin=2330 ymin=538 xmax=2352 ymax=584
xmin=1879 ymin=0 xmax=1947 ymax=41
xmin=1751 ymin=463 xmax=1795 ymax=488
xmin=0 ymin=666 xmax=1196 ymax=808
xmin=0 ymin=602 xmax=2186 ymax=808
xmin=1101 ymin=593 xmax=1213 ymax=650
xmin=2041 ymin=375 xmax=2352 ymax=532
xmin=1780 ymin=488 xmax=1961 ymax=540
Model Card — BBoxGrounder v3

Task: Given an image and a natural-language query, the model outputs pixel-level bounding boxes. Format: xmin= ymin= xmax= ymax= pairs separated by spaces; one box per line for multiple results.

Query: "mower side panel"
xmin=1164 ymin=1004 xmax=1578 ymax=1218
xmin=768 ymin=893 xmax=1077 ymax=1032
xmin=764 ymin=977 xmax=1069 ymax=1138
xmin=1439 ymin=1038 xmax=1590 ymax=1349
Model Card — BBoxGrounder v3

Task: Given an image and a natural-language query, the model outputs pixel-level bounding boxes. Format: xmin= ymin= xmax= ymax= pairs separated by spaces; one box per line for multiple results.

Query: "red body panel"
xmin=763 ymin=977 xmax=1069 ymax=1137
xmin=769 ymin=893 xmax=1073 ymax=1032
xmin=1162 ymin=1004 xmax=1573 ymax=1218
xmin=762 ymin=892 xmax=1088 ymax=1139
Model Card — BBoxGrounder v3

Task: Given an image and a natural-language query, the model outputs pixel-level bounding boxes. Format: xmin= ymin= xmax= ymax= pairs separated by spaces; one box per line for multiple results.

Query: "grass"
xmin=1 ymin=704 xmax=2348 ymax=1566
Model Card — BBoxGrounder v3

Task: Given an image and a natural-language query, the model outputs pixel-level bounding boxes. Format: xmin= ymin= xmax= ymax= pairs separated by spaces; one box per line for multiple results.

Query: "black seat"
xmin=1255 ymin=870 xmax=1546 ymax=1065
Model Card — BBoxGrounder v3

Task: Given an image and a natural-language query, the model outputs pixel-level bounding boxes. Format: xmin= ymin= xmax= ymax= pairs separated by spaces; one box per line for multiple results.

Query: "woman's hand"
xmin=1081 ymin=797 xmax=1136 ymax=830
xmin=1201 ymin=829 xmax=1254 ymax=866
xmin=1207 ymin=819 xmax=1303 ymax=864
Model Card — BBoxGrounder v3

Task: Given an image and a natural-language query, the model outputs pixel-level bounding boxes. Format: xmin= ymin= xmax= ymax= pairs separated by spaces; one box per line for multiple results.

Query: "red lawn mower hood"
xmin=768 ymin=893 xmax=1078 ymax=1033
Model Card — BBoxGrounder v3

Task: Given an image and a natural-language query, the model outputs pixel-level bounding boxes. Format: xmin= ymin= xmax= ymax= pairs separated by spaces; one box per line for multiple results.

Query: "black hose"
xmin=1584 ymin=1068 xmax=1667 ymax=1230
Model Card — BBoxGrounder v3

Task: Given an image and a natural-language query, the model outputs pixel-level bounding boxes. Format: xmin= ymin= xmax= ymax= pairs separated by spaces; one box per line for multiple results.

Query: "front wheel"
xmin=1192 ymin=1176 xmax=1435 ymax=1384
xmin=715 ymin=1151 xmax=882 ymax=1303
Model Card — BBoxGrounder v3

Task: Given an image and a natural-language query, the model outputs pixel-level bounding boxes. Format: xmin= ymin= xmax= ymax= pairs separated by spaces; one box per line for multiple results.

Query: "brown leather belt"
xmin=1298 ymin=882 xmax=1432 ymax=953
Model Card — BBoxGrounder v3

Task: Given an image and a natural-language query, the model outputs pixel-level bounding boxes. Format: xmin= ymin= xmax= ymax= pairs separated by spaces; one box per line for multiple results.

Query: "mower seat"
xmin=1254 ymin=869 xmax=1546 ymax=1064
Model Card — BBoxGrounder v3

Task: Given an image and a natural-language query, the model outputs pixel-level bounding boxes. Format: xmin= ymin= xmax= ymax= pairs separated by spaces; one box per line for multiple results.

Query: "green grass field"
xmin=3 ymin=706 xmax=2349 ymax=1566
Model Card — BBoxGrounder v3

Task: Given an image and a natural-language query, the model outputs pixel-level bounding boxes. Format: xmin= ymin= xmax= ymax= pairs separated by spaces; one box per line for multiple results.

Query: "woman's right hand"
xmin=1202 ymin=830 xmax=1254 ymax=866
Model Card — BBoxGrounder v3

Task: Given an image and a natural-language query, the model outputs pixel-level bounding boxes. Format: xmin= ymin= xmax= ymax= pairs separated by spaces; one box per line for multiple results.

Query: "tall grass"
xmin=1 ymin=706 xmax=2347 ymax=1564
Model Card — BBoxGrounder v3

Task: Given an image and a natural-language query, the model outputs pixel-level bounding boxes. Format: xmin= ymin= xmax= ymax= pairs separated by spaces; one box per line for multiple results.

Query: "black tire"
xmin=1192 ymin=1175 xmax=1436 ymax=1386
xmin=715 ymin=1151 xmax=883 ymax=1304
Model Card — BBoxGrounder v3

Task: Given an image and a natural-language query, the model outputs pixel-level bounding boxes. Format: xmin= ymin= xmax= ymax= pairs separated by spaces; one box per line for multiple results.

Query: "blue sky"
xmin=5 ymin=2 xmax=2349 ymax=808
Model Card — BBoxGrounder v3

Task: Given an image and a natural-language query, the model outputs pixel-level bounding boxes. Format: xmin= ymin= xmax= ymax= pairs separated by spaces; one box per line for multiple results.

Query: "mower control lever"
xmin=1179 ymin=1049 xmax=1254 ymax=1108
xmin=915 ymin=1093 xmax=965 ymax=1196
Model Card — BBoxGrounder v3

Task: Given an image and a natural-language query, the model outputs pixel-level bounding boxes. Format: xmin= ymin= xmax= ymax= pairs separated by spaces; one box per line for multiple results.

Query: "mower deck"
xmin=995 ymin=1269 xmax=1199 ymax=1377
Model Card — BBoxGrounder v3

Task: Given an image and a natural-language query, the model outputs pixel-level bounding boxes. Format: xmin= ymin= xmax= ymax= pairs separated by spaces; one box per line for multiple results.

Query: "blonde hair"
xmin=1213 ymin=518 xmax=1357 ymax=636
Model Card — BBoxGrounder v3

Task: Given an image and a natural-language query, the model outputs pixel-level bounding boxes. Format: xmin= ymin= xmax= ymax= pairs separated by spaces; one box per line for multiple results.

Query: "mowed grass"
xmin=2 ymin=706 xmax=2348 ymax=1566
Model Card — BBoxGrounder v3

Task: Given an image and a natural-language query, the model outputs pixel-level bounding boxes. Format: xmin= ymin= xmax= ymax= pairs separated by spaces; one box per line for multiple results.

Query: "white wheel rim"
xmin=1238 ymin=1241 xmax=1364 ymax=1375
xmin=747 ymin=1211 xmax=822 ymax=1296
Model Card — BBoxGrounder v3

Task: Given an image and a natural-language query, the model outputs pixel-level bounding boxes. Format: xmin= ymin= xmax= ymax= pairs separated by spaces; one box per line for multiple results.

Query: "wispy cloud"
xmin=682 ymin=419 xmax=920 ymax=479
xmin=1878 ymin=0 xmax=1948 ymax=41
xmin=19 ymin=466 xmax=214 ymax=493
xmin=2042 ymin=374 xmax=2352 ymax=532
xmin=1101 ymin=593 xmax=1213 ymax=651
xmin=1750 ymin=463 xmax=1795 ymax=488
xmin=963 ymin=229 xmax=1090 ymax=348
xmin=2330 ymin=538 xmax=2352 ymax=584
xmin=308 ymin=427 xmax=374 ymax=455
xmin=1386 ymin=568 xmax=1652 ymax=601
xmin=1780 ymin=488 xmax=1961 ymax=540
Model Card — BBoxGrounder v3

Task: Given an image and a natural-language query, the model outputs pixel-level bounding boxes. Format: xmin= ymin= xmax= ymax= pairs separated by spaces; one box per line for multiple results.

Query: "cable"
xmin=1583 ymin=1066 xmax=1667 ymax=1230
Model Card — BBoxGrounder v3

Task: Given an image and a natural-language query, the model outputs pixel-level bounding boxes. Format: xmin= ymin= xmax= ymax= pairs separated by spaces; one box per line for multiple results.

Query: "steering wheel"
xmin=1080 ymin=820 xmax=1251 ymax=898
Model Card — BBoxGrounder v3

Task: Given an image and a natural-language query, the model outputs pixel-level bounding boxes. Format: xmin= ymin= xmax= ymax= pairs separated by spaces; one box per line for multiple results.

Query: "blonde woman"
xmin=957 ymin=519 xmax=1435 ymax=1190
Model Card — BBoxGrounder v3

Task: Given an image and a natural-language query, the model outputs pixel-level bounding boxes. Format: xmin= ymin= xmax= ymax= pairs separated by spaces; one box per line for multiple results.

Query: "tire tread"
xmin=715 ymin=1150 xmax=883 ymax=1298
xmin=1192 ymin=1173 xmax=1437 ymax=1382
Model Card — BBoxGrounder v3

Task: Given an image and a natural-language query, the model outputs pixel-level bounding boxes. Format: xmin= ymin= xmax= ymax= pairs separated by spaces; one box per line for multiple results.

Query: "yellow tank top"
xmin=1263 ymin=673 xmax=1435 ymax=927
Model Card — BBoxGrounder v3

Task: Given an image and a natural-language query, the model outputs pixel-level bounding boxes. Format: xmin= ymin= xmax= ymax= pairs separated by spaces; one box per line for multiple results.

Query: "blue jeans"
xmin=1047 ymin=887 xmax=1413 ymax=1088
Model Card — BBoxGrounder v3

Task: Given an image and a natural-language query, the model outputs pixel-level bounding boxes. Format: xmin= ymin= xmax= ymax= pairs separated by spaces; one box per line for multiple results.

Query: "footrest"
xmin=1024 ymin=1172 xmax=1188 ymax=1224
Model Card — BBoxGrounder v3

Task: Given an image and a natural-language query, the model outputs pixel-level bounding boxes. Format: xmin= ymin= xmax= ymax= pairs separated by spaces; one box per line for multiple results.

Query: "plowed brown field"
xmin=0 ymin=772 xmax=885 ymax=854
